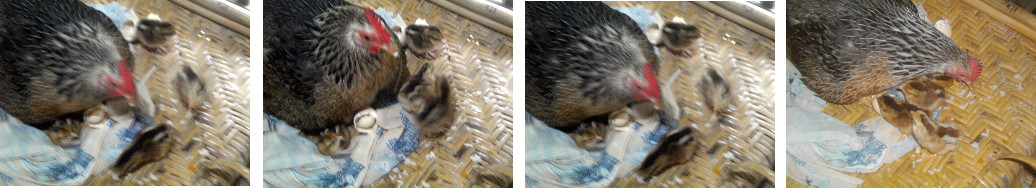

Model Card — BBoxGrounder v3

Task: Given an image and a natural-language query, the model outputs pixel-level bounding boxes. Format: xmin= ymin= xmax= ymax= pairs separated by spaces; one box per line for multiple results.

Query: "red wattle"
xmin=968 ymin=58 xmax=982 ymax=82
xmin=642 ymin=63 xmax=661 ymax=99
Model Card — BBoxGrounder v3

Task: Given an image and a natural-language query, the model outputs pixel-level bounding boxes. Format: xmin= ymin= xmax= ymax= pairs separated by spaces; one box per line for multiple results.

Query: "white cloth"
xmin=524 ymin=112 xmax=676 ymax=187
xmin=786 ymin=60 xmax=922 ymax=187
xmin=262 ymin=104 xmax=419 ymax=188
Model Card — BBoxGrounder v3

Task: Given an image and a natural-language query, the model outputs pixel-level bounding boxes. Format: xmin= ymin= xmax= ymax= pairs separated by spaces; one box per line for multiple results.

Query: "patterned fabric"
xmin=0 ymin=108 xmax=150 ymax=186
xmin=524 ymin=111 xmax=676 ymax=187
xmin=786 ymin=60 xmax=921 ymax=187
xmin=262 ymin=104 xmax=419 ymax=188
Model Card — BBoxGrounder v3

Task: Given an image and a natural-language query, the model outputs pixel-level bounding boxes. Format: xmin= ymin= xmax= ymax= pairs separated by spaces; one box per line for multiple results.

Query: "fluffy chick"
xmin=399 ymin=63 xmax=456 ymax=141
xmin=900 ymin=75 xmax=947 ymax=114
xmin=876 ymin=94 xmax=922 ymax=136
xmin=566 ymin=118 xmax=609 ymax=149
xmin=43 ymin=116 xmax=84 ymax=146
xmin=111 ymin=123 xmax=174 ymax=177
xmin=636 ymin=126 xmax=697 ymax=181
xmin=466 ymin=165 xmax=513 ymax=188
xmin=404 ymin=24 xmax=444 ymax=60
xmin=659 ymin=22 xmax=702 ymax=57
xmin=128 ymin=14 xmax=175 ymax=54
xmin=910 ymin=110 xmax=962 ymax=155
xmin=700 ymin=68 xmax=735 ymax=122
xmin=306 ymin=125 xmax=354 ymax=156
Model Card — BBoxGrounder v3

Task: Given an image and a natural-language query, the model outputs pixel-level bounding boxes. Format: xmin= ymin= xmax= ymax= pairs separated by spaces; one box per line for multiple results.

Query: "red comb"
xmin=107 ymin=60 xmax=135 ymax=97
xmin=362 ymin=8 xmax=392 ymax=54
xmin=968 ymin=58 xmax=982 ymax=82
xmin=641 ymin=63 xmax=661 ymax=99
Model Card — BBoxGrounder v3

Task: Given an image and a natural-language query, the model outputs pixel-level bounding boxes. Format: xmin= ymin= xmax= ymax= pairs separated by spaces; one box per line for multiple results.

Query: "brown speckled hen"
xmin=526 ymin=1 xmax=661 ymax=130
xmin=788 ymin=0 xmax=981 ymax=104
xmin=0 ymin=0 xmax=136 ymax=129
xmin=264 ymin=0 xmax=408 ymax=134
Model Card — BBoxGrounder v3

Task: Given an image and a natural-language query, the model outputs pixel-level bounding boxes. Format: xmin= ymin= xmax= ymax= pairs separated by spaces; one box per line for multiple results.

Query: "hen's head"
xmin=945 ymin=58 xmax=982 ymax=84
xmin=353 ymin=8 xmax=395 ymax=55
xmin=626 ymin=63 xmax=661 ymax=104
xmin=99 ymin=60 xmax=136 ymax=103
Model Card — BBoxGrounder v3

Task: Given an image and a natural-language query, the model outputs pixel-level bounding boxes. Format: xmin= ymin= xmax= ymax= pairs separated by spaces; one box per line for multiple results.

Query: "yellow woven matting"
xmin=788 ymin=0 xmax=1036 ymax=187
xmin=332 ymin=0 xmax=515 ymax=187
xmin=604 ymin=2 xmax=776 ymax=187
xmin=78 ymin=0 xmax=250 ymax=185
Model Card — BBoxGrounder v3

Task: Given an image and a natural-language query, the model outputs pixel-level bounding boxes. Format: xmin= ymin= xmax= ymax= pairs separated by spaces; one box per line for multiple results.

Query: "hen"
xmin=0 ymin=0 xmax=136 ymax=129
xmin=526 ymin=1 xmax=661 ymax=130
xmin=264 ymin=0 xmax=408 ymax=135
xmin=788 ymin=0 xmax=981 ymax=104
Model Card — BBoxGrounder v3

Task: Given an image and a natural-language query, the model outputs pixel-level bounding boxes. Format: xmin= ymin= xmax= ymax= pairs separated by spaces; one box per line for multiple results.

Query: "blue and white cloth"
xmin=525 ymin=112 xmax=676 ymax=187
xmin=0 ymin=107 xmax=152 ymax=186
xmin=786 ymin=60 xmax=924 ymax=187
xmin=262 ymin=104 xmax=419 ymax=188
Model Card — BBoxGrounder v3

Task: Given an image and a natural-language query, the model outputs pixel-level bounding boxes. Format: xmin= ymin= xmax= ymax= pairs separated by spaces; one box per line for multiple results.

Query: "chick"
xmin=398 ymin=63 xmax=455 ymax=141
xmin=466 ymin=165 xmax=513 ymax=188
xmin=404 ymin=21 xmax=444 ymax=60
xmin=900 ymin=75 xmax=947 ymax=114
xmin=635 ymin=126 xmax=697 ymax=181
xmin=928 ymin=73 xmax=956 ymax=89
xmin=659 ymin=22 xmax=702 ymax=57
xmin=875 ymin=94 xmax=921 ymax=136
xmin=43 ymin=116 xmax=84 ymax=146
xmin=700 ymin=68 xmax=735 ymax=122
xmin=111 ymin=123 xmax=174 ymax=177
xmin=566 ymin=119 xmax=609 ymax=149
xmin=129 ymin=14 xmax=176 ymax=54
xmin=172 ymin=65 xmax=211 ymax=117
xmin=910 ymin=110 xmax=962 ymax=155
xmin=306 ymin=125 xmax=354 ymax=156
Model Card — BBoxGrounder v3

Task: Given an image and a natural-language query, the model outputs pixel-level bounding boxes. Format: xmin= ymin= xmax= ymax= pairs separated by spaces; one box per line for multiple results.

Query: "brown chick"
xmin=399 ymin=63 xmax=456 ymax=141
xmin=43 ymin=116 xmax=84 ymax=146
xmin=111 ymin=123 xmax=174 ymax=177
xmin=404 ymin=25 xmax=444 ymax=60
xmin=466 ymin=165 xmax=513 ymax=188
xmin=636 ymin=126 xmax=697 ymax=181
xmin=305 ymin=125 xmax=354 ymax=156
xmin=130 ymin=16 xmax=176 ymax=54
xmin=910 ymin=110 xmax=962 ymax=155
xmin=659 ymin=22 xmax=702 ymax=57
xmin=566 ymin=120 xmax=609 ymax=149
xmin=900 ymin=75 xmax=947 ymax=114
xmin=700 ymin=68 xmax=735 ymax=123
xmin=875 ymin=94 xmax=922 ymax=136
xmin=928 ymin=73 xmax=956 ymax=89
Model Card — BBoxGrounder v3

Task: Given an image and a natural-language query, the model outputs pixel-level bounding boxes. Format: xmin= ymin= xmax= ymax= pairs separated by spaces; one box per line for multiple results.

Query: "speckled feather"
xmin=264 ymin=0 xmax=408 ymax=133
xmin=0 ymin=0 xmax=133 ymax=127
xmin=788 ymin=0 xmax=975 ymax=104
xmin=525 ymin=1 xmax=658 ymax=129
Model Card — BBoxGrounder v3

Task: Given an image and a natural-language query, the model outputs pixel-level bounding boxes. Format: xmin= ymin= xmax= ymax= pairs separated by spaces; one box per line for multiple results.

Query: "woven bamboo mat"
xmin=603 ymin=2 xmax=776 ymax=187
xmin=787 ymin=0 xmax=1036 ymax=187
xmin=76 ymin=0 xmax=250 ymax=185
xmin=332 ymin=0 xmax=514 ymax=187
